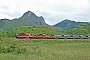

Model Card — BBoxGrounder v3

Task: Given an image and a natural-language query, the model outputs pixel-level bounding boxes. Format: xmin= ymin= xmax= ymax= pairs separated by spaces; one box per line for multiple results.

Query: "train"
xmin=16 ymin=33 xmax=90 ymax=39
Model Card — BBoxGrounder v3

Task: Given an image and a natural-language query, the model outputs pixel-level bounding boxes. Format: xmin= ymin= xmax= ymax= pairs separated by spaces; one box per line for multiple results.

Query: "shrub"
xmin=0 ymin=44 xmax=27 ymax=54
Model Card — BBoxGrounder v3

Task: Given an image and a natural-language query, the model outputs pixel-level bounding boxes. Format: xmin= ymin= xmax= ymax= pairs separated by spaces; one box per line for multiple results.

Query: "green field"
xmin=0 ymin=39 xmax=90 ymax=60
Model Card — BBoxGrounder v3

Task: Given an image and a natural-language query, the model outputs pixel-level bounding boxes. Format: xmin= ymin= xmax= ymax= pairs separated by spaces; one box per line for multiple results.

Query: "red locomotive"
xmin=16 ymin=33 xmax=52 ymax=39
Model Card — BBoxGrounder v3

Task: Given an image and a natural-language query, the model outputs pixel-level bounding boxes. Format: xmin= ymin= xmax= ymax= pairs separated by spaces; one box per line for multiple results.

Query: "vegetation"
xmin=0 ymin=39 xmax=90 ymax=60
xmin=0 ymin=30 xmax=2 ymax=40
xmin=0 ymin=43 xmax=27 ymax=54
xmin=63 ymin=23 xmax=90 ymax=35
xmin=0 ymin=26 xmax=60 ymax=38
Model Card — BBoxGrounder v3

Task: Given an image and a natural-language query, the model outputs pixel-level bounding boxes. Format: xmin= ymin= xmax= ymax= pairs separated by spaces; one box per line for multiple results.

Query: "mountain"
xmin=63 ymin=23 xmax=90 ymax=35
xmin=53 ymin=19 xmax=84 ymax=30
xmin=0 ymin=26 xmax=60 ymax=37
xmin=0 ymin=11 xmax=48 ymax=30
xmin=20 ymin=11 xmax=47 ymax=25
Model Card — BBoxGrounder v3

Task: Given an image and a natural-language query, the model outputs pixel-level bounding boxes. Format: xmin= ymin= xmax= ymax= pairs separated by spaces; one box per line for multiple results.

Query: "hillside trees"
xmin=0 ymin=30 xmax=2 ymax=40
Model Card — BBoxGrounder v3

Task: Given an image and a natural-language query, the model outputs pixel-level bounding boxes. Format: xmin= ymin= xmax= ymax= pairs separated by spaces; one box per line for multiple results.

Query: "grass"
xmin=0 ymin=39 xmax=90 ymax=60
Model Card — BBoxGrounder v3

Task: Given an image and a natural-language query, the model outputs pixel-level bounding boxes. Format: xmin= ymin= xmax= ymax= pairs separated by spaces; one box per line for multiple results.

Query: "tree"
xmin=0 ymin=32 xmax=2 ymax=40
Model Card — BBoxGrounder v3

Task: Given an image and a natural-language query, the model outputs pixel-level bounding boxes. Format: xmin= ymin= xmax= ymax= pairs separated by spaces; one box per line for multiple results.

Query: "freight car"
xmin=16 ymin=33 xmax=90 ymax=39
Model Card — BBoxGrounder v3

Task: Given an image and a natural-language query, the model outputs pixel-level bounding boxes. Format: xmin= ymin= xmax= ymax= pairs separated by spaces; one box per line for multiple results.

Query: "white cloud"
xmin=0 ymin=0 xmax=90 ymax=25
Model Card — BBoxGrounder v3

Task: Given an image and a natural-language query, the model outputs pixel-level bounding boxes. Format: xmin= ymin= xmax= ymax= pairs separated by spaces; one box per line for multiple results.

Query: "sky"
xmin=0 ymin=0 xmax=90 ymax=25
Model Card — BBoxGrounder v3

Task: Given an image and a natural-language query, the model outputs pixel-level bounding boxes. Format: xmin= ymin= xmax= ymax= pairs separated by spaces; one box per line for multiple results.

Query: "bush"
xmin=0 ymin=44 xmax=27 ymax=54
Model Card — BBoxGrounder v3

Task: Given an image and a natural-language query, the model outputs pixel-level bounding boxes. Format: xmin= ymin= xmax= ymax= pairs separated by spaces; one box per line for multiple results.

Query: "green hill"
xmin=0 ymin=26 xmax=60 ymax=38
xmin=63 ymin=23 xmax=90 ymax=35
xmin=53 ymin=19 xmax=84 ymax=30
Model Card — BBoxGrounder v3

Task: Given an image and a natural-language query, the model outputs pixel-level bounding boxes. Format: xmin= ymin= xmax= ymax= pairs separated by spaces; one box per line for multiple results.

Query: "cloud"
xmin=0 ymin=11 xmax=22 ymax=19
xmin=0 ymin=0 xmax=90 ymax=25
xmin=1 ymin=5 xmax=9 ymax=9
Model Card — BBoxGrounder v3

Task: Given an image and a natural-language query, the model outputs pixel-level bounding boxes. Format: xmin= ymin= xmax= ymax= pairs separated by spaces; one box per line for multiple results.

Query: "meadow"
xmin=0 ymin=38 xmax=90 ymax=60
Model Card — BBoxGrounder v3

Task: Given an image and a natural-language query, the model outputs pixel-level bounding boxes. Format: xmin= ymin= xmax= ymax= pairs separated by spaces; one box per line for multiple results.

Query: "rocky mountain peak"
xmin=20 ymin=11 xmax=47 ymax=26
xmin=21 ymin=11 xmax=36 ymax=20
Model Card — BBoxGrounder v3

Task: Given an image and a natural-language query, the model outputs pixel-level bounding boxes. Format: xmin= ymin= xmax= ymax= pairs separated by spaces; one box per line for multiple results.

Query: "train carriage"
xmin=52 ymin=35 xmax=61 ymax=39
